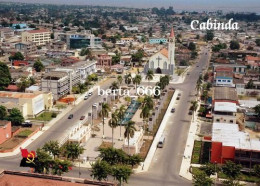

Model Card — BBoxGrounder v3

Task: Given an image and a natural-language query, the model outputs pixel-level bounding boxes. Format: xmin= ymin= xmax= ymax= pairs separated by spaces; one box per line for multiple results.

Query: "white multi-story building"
xmin=22 ymin=29 xmax=51 ymax=46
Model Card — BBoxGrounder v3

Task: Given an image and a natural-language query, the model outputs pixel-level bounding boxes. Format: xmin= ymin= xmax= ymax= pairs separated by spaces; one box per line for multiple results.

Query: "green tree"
xmin=128 ymin=154 xmax=142 ymax=168
xmin=33 ymin=60 xmax=44 ymax=72
xmin=203 ymin=73 xmax=209 ymax=81
xmin=0 ymin=105 xmax=7 ymax=120
xmin=253 ymin=104 xmax=260 ymax=118
xmin=133 ymin=74 xmax=142 ymax=90
xmin=9 ymin=52 xmax=24 ymax=61
xmin=7 ymin=108 xmax=24 ymax=125
xmin=51 ymin=159 xmax=72 ymax=176
xmin=108 ymin=112 xmax=118 ymax=147
xmin=17 ymin=78 xmax=30 ymax=92
xmin=230 ymin=40 xmax=240 ymax=50
xmin=146 ymin=69 xmax=154 ymax=85
xmin=29 ymin=77 xmax=36 ymax=85
xmin=246 ymin=79 xmax=254 ymax=89
xmin=222 ymin=161 xmax=242 ymax=180
xmin=256 ymin=39 xmax=260 ymax=47
xmin=124 ymin=121 xmax=137 ymax=154
xmin=112 ymin=53 xmax=121 ymax=65
xmin=78 ymin=83 xmax=86 ymax=94
xmin=188 ymin=42 xmax=196 ymax=51
xmin=91 ymin=159 xmax=111 ymax=181
xmin=63 ymin=143 xmax=85 ymax=161
xmin=110 ymin=81 xmax=119 ymax=91
xmin=116 ymin=105 xmax=126 ymax=141
xmin=193 ymin=171 xmax=213 ymax=186
xmin=117 ymin=75 xmax=123 ymax=85
xmin=201 ymin=163 xmax=219 ymax=177
xmin=35 ymin=148 xmax=53 ymax=174
xmin=0 ymin=62 xmax=11 ymax=90
xmin=205 ymin=31 xmax=214 ymax=41
xmin=99 ymin=103 xmax=111 ymax=139
xmin=253 ymin=164 xmax=260 ymax=177
xmin=140 ymin=106 xmax=150 ymax=130
xmin=124 ymin=73 xmax=132 ymax=85
xmin=131 ymin=49 xmax=144 ymax=62
xmin=143 ymin=96 xmax=154 ymax=110
xmin=42 ymin=140 xmax=61 ymax=159
xmin=190 ymin=100 xmax=198 ymax=121
xmin=112 ymin=164 xmax=132 ymax=185
xmin=99 ymin=147 xmax=128 ymax=165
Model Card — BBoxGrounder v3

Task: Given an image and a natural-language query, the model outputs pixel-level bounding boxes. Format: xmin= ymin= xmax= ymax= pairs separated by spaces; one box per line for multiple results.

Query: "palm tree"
xmin=99 ymin=103 xmax=111 ymax=139
xmin=110 ymin=81 xmax=119 ymax=91
xmin=124 ymin=73 xmax=132 ymax=85
xmin=140 ymin=106 xmax=150 ymax=131
xmin=146 ymin=69 xmax=154 ymax=85
xmin=133 ymin=74 xmax=142 ymax=93
xmin=117 ymin=75 xmax=123 ymax=85
xmin=124 ymin=121 xmax=137 ymax=154
xmin=116 ymin=105 xmax=126 ymax=141
xmin=190 ymin=100 xmax=198 ymax=121
xmin=108 ymin=112 xmax=118 ymax=147
xmin=143 ymin=96 xmax=154 ymax=110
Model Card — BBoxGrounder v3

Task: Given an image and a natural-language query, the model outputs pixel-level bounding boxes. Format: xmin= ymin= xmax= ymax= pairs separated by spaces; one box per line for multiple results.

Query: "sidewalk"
xmin=179 ymin=101 xmax=201 ymax=180
xmin=134 ymin=89 xmax=180 ymax=173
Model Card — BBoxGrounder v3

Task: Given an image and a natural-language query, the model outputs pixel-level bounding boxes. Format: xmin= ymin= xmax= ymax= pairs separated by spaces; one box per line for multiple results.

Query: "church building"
xmin=144 ymin=27 xmax=175 ymax=75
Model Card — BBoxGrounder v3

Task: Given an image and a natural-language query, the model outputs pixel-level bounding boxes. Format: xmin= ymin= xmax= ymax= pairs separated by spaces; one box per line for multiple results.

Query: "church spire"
xmin=170 ymin=27 xmax=175 ymax=38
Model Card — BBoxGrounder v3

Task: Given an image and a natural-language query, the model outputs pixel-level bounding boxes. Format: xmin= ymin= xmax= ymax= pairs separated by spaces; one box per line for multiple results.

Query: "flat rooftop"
xmin=43 ymin=71 xmax=68 ymax=80
xmin=0 ymin=120 xmax=10 ymax=127
xmin=214 ymin=87 xmax=238 ymax=101
xmin=214 ymin=102 xmax=237 ymax=112
xmin=0 ymin=91 xmax=41 ymax=99
xmin=212 ymin=123 xmax=260 ymax=151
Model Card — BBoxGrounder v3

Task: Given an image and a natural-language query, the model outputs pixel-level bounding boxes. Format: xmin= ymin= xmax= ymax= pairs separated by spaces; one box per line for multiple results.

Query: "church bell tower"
xmin=168 ymin=27 xmax=175 ymax=74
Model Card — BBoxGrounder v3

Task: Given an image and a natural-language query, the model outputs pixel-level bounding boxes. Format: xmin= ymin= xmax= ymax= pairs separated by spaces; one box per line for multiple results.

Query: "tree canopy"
xmin=0 ymin=62 xmax=11 ymax=90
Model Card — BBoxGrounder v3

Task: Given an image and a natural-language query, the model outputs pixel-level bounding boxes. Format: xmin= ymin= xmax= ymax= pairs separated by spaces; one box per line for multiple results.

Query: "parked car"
xmin=188 ymin=110 xmax=193 ymax=115
xmin=68 ymin=114 xmax=73 ymax=119
xmin=157 ymin=135 xmax=165 ymax=148
xmin=196 ymin=65 xmax=199 ymax=67
xmin=176 ymin=96 xmax=180 ymax=100
xmin=178 ymin=93 xmax=181 ymax=96
xmin=93 ymin=103 xmax=97 ymax=107
xmin=171 ymin=108 xmax=176 ymax=113
xmin=187 ymin=72 xmax=190 ymax=75
xmin=21 ymin=120 xmax=32 ymax=127
xmin=80 ymin=116 xmax=85 ymax=120
xmin=84 ymin=95 xmax=88 ymax=100
xmin=88 ymin=92 xmax=93 ymax=96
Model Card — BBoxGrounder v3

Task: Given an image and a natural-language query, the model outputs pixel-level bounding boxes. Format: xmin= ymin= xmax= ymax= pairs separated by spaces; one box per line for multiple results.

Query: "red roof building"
xmin=13 ymin=60 xmax=29 ymax=66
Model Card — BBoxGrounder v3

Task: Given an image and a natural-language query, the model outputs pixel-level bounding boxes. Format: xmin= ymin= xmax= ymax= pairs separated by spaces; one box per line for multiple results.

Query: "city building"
xmin=0 ymin=91 xmax=53 ymax=118
xmin=215 ymin=71 xmax=234 ymax=87
xmin=0 ymin=27 xmax=14 ymax=39
xmin=14 ymin=42 xmax=37 ymax=55
xmin=213 ymin=87 xmax=238 ymax=105
xmin=149 ymin=38 xmax=167 ymax=44
xmin=97 ymin=54 xmax=112 ymax=67
xmin=22 ymin=29 xmax=51 ymax=46
xmin=41 ymin=70 xmax=79 ymax=100
xmin=213 ymin=102 xmax=237 ymax=124
xmin=12 ymin=60 xmax=29 ymax=67
xmin=211 ymin=123 xmax=260 ymax=168
xmin=0 ymin=120 xmax=11 ymax=145
xmin=144 ymin=28 xmax=175 ymax=75
xmin=54 ymin=32 xmax=101 ymax=49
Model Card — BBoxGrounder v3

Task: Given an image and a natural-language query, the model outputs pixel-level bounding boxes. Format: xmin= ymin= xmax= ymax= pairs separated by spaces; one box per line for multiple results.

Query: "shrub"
xmin=51 ymin=112 xmax=57 ymax=118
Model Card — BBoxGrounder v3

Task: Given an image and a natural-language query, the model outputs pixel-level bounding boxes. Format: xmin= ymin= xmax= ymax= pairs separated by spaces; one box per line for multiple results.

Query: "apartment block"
xmin=22 ymin=29 xmax=51 ymax=46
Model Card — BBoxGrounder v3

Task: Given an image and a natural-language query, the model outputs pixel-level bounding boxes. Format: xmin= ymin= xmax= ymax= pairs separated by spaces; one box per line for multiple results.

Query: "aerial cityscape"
xmin=0 ymin=1 xmax=260 ymax=185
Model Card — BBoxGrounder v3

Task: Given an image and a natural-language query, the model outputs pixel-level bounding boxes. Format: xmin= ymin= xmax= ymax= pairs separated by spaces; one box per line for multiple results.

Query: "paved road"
xmin=128 ymin=47 xmax=210 ymax=186
xmin=0 ymin=47 xmax=210 ymax=186
xmin=0 ymin=78 xmax=115 ymax=172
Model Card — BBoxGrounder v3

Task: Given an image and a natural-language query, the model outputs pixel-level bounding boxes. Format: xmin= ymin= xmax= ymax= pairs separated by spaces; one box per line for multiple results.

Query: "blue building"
xmin=149 ymin=38 xmax=168 ymax=44
xmin=11 ymin=23 xmax=27 ymax=29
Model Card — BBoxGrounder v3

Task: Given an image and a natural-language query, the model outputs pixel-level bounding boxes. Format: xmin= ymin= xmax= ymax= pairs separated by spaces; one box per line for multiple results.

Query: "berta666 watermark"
xmin=98 ymin=86 xmax=161 ymax=96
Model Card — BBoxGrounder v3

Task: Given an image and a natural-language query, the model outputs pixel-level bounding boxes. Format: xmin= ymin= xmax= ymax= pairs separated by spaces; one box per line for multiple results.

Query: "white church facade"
xmin=144 ymin=27 xmax=176 ymax=75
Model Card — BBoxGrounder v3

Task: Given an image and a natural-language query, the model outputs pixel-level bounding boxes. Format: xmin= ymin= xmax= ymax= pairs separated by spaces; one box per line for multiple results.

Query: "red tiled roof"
xmin=160 ymin=48 xmax=168 ymax=58
xmin=245 ymin=55 xmax=260 ymax=61
xmin=170 ymin=27 xmax=175 ymax=37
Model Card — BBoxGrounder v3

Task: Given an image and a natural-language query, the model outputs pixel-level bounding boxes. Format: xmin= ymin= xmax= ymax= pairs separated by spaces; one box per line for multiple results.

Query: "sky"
xmin=1 ymin=0 xmax=260 ymax=13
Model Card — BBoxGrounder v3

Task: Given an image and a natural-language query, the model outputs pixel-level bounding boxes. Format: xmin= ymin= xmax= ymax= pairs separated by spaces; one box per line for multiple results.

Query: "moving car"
xmin=171 ymin=108 xmax=176 ymax=113
xmin=80 ymin=116 xmax=85 ymax=120
xmin=68 ymin=114 xmax=73 ymax=119
xmin=157 ymin=136 xmax=165 ymax=148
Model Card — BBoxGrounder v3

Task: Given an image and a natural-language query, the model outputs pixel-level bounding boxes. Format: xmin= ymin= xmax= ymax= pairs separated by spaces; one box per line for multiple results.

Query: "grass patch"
xmin=191 ymin=141 xmax=202 ymax=164
xmin=16 ymin=129 xmax=33 ymax=138
xmin=99 ymin=141 xmax=112 ymax=149
xmin=34 ymin=111 xmax=57 ymax=121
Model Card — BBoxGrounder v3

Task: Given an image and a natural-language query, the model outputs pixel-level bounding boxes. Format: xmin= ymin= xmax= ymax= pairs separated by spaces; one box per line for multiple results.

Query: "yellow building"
xmin=0 ymin=91 xmax=53 ymax=118
xmin=22 ymin=29 xmax=51 ymax=46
